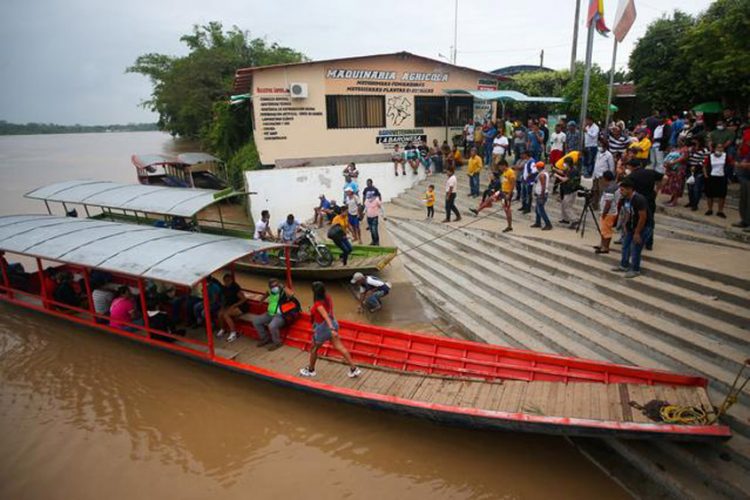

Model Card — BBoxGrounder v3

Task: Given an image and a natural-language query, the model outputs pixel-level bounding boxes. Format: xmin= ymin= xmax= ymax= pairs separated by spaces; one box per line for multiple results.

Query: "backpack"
xmin=327 ymin=224 xmax=345 ymax=240
xmin=278 ymin=293 xmax=301 ymax=323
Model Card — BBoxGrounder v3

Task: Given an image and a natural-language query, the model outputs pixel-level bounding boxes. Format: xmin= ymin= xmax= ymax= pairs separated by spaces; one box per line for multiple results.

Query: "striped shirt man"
xmin=688 ymin=147 xmax=709 ymax=174
xmin=608 ymin=134 xmax=629 ymax=156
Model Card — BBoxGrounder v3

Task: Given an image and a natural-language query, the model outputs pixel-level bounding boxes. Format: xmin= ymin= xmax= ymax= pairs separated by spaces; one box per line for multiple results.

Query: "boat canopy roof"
xmin=131 ymin=153 xmax=183 ymax=168
xmin=25 ymin=180 xmax=242 ymax=218
xmin=177 ymin=152 xmax=221 ymax=165
xmin=0 ymin=214 xmax=280 ymax=286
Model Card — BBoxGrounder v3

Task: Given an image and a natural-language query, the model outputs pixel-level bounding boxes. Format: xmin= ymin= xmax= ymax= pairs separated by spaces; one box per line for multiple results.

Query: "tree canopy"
xmin=128 ymin=22 xmax=306 ymax=140
xmin=629 ymin=0 xmax=750 ymax=112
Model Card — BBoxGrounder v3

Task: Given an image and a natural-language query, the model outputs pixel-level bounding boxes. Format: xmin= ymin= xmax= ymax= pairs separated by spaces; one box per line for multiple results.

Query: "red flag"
xmin=587 ymin=0 xmax=610 ymax=36
xmin=613 ymin=0 xmax=637 ymax=42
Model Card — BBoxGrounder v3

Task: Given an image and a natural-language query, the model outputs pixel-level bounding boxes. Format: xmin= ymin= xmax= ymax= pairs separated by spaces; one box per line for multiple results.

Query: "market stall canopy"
xmin=26 ymin=180 xmax=243 ymax=218
xmin=444 ymin=89 xmax=566 ymax=104
xmin=691 ymin=101 xmax=723 ymax=114
xmin=0 ymin=214 xmax=281 ymax=287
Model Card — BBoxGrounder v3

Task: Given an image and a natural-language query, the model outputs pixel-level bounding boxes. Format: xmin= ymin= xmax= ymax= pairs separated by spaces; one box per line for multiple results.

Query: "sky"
xmin=0 ymin=0 xmax=714 ymax=125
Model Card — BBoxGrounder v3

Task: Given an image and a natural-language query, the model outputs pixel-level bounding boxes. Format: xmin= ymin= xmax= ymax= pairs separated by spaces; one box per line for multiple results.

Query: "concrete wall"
xmin=246 ymin=162 xmax=428 ymax=225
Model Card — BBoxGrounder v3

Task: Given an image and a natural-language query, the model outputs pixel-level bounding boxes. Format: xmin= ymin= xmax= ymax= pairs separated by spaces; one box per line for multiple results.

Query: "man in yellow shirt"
xmin=629 ymin=130 xmax=652 ymax=167
xmin=554 ymin=150 xmax=581 ymax=171
xmin=467 ymin=147 xmax=483 ymax=197
xmin=468 ymin=159 xmax=515 ymax=233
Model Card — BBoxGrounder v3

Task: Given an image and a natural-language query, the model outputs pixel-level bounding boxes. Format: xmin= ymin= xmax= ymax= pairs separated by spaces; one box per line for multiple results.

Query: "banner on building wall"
xmin=473 ymin=100 xmax=492 ymax=123
xmin=375 ymin=128 xmax=427 ymax=148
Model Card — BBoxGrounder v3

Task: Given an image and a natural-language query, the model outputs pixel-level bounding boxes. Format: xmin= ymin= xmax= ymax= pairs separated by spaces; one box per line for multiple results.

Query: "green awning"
xmin=692 ymin=101 xmax=722 ymax=114
xmin=444 ymin=89 xmax=565 ymax=104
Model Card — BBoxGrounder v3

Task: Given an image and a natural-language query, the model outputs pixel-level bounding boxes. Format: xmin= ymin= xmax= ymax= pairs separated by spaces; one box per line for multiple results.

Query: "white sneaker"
xmin=348 ymin=367 xmax=362 ymax=378
xmin=299 ymin=367 xmax=316 ymax=377
xmin=226 ymin=332 xmax=238 ymax=343
xmin=216 ymin=329 xmax=225 ymax=338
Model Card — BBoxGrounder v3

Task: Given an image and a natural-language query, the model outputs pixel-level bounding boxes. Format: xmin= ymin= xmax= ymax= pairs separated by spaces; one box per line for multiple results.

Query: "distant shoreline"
xmin=0 ymin=121 xmax=160 ymax=136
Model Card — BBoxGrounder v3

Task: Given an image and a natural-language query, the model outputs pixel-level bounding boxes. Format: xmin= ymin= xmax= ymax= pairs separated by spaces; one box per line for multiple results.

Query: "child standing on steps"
xmin=424 ymin=184 xmax=436 ymax=220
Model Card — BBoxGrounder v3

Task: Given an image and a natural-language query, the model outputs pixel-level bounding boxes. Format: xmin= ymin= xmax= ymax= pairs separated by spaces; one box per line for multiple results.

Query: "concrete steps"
xmin=384 ymin=213 xmax=750 ymax=499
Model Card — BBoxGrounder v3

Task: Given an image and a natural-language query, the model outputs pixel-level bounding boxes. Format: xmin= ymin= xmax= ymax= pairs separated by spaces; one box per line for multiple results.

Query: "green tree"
xmin=629 ymin=11 xmax=697 ymax=112
xmin=128 ymin=22 xmax=306 ymax=140
xmin=562 ymin=64 xmax=609 ymax=122
xmin=680 ymin=0 xmax=750 ymax=109
xmin=499 ymin=70 xmax=569 ymax=117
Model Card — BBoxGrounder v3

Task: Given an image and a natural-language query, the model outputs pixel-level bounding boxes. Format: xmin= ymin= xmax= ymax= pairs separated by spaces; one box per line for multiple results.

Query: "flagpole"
xmin=604 ymin=39 xmax=618 ymax=129
xmin=578 ymin=20 xmax=595 ymax=150
xmin=570 ymin=0 xmax=582 ymax=74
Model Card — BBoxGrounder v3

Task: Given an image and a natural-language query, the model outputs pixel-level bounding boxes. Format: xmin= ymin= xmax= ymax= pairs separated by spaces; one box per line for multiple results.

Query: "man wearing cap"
xmin=530 ymin=161 xmax=552 ymax=231
xmin=613 ymin=178 xmax=652 ymax=278
xmin=351 ymin=272 xmax=391 ymax=313
xmin=313 ymin=195 xmax=333 ymax=228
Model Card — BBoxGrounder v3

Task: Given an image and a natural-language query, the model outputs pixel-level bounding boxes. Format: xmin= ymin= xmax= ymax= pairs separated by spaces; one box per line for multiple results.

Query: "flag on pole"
xmin=587 ymin=0 xmax=610 ymax=37
xmin=613 ymin=0 xmax=637 ymax=43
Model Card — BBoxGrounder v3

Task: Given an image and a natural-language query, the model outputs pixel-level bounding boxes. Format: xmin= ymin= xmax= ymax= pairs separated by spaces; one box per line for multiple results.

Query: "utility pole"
xmin=570 ymin=0 xmax=581 ymax=74
xmin=579 ymin=20 xmax=595 ymax=150
xmin=452 ymin=0 xmax=459 ymax=64
xmin=540 ymin=49 xmax=544 ymax=68
xmin=604 ymin=39 xmax=619 ymax=128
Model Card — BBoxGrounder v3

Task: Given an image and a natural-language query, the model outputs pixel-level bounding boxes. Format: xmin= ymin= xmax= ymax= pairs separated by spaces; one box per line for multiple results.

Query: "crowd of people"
xmin=425 ymin=107 xmax=750 ymax=278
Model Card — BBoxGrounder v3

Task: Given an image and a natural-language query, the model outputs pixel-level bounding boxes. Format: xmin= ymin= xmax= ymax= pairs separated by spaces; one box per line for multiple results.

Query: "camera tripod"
xmin=572 ymin=192 xmax=601 ymax=238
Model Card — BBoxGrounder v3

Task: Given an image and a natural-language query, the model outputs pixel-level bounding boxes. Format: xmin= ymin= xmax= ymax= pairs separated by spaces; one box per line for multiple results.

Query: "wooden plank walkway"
xmin=231 ymin=341 xmax=711 ymax=423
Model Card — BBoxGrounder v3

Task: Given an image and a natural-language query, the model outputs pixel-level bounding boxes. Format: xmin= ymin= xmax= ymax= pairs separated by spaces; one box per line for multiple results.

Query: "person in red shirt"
xmin=299 ymin=281 xmax=361 ymax=378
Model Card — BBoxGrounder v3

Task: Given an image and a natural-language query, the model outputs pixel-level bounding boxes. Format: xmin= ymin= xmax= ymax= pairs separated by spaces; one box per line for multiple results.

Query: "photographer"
xmin=553 ymin=154 xmax=581 ymax=226
xmin=594 ymin=171 xmax=620 ymax=254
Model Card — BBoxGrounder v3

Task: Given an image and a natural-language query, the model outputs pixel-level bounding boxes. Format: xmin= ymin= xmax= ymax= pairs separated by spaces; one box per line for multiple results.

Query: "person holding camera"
xmin=554 ymin=154 xmax=582 ymax=226
xmin=595 ymin=171 xmax=620 ymax=254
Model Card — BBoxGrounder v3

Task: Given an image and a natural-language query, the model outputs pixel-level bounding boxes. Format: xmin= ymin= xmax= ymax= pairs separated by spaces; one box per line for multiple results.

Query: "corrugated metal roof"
xmin=0 ymin=214 xmax=280 ymax=286
xmin=177 ymin=152 xmax=221 ymax=165
xmin=25 ymin=180 xmax=241 ymax=218
xmin=131 ymin=153 xmax=182 ymax=168
xmin=444 ymin=89 xmax=565 ymax=103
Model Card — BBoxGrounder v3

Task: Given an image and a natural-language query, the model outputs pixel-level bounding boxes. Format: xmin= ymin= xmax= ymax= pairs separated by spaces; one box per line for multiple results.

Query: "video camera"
xmin=576 ymin=188 xmax=594 ymax=200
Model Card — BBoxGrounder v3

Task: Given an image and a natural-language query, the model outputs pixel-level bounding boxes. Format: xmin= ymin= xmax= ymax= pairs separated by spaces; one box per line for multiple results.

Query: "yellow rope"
xmin=659 ymin=404 xmax=713 ymax=425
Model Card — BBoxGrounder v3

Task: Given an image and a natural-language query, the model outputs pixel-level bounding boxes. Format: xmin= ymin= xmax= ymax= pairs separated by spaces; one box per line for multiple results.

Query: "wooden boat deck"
xmin=225 ymin=335 xmax=710 ymax=424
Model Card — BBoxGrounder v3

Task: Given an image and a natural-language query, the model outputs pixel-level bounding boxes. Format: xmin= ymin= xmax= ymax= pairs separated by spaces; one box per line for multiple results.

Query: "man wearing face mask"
xmin=250 ymin=278 xmax=296 ymax=350
xmin=592 ymin=139 xmax=615 ymax=210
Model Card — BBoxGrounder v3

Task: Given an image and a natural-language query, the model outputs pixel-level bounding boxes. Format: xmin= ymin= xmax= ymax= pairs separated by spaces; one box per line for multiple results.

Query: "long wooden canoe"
xmin=235 ymin=243 xmax=397 ymax=280
xmin=0 ymin=215 xmax=732 ymax=441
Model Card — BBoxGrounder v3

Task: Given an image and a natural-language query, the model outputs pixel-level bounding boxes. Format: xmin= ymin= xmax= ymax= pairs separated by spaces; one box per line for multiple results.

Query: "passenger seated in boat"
xmin=1 ymin=251 xmax=30 ymax=291
xmin=109 ymin=285 xmax=143 ymax=332
xmin=299 ymin=281 xmax=361 ymax=379
xmin=248 ymin=278 xmax=294 ymax=351
xmin=193 ymin=276 xmax=222 ymax=326
xmin=351 ymin=272 xmax=391 ymax=313
xmin=91 ymin=275 xmax=114 ymax=324
xmin=147 ymin=299 xmax=186 ymax=343
xmin=52 ymin=271 xmax=81 ymax=311
xmin=216 ymin=273 xmax=250 ymax=343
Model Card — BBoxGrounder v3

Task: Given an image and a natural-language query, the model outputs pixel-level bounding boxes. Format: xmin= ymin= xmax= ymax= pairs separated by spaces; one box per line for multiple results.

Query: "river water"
xmin=0 ymin=132 xmax=627 ymax=499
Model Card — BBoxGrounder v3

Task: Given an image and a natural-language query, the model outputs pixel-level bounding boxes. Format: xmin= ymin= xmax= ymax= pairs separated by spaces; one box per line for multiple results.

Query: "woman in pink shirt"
xmin=364 ymin=193 xmax=383 ymax=246
xmin=109 ymin=286 xmax=142 ymax=331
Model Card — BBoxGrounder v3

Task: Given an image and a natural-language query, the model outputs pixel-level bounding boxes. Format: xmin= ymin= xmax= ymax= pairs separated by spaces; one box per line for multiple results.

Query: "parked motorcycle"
xmin=278 ymin=228 xmax=333 ymax=267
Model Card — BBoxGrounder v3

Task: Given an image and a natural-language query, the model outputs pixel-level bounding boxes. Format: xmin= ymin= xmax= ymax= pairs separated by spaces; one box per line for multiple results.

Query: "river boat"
xmin=132 ymin=152 xmax=229 ymax=190
xmin=0 ymin=214 xmax=732 ymax=441
xmin=25 ymin=180 xmax=397 ymax=280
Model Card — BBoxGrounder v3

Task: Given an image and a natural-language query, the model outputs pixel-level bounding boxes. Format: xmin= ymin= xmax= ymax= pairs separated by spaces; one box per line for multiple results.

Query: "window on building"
xmin=326 ymin=95 xmax=385 ymax=129
xmin=415 ymin=97 xmax=446 ymax=127
xmin=447 ymin=96 xmax=474 ymax=126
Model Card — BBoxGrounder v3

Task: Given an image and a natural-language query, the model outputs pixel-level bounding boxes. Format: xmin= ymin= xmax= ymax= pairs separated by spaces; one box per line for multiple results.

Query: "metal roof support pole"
xmin=81 ymin=268 xmax=95 ymax=318
xmin=62 ymin=202 xmax=69 ymax=214
xmin=284 ymin=246 xmax=293 ymax=290
xmin=202 ymin=278 xmax=215 ymax=360
xmin=83 ymin=205 xmax=91 ymax=218
xmin=0 ymin=254 xmax=12 ymax=299
xmin=137 ymin=279 xmax=150 ymax=338
xmin=36 ymin=258 xmax=47 ymax=306
xmin=44 ymin=200 xmax=52 ymax=215
xmin=217 ymin=203 xmax=225 ymax=230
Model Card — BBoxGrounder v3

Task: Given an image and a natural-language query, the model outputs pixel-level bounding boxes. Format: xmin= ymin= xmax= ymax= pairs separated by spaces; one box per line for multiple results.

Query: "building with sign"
xmin=233 ymin=52 xmax=506 ymax=168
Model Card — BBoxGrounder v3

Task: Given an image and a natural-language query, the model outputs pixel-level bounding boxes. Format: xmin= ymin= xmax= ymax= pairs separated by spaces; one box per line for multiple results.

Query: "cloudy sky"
xmin=0 ymin=0 xmax=713 ymax=125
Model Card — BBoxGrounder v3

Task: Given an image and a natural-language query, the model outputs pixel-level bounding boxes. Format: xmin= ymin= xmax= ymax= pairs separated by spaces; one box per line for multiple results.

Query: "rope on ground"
xmin=388 ymin=206 xmax=505 ymax=259
xmin=716 ymin=358 xmax=750 ymax=419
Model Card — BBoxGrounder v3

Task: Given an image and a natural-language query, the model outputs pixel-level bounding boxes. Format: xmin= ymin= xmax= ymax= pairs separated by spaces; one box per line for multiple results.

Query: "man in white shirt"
xmin=351 ymin=272 xmax=391 ymax=313
xmin=549 ymin=123 xmax=566 ymax=166
xmin=253 ymin=209 xmax=274 ymax=264
xmin=443 ymin=166 xmax=461 ymax=222
xmin=492 ymin=134 xmax=509 ymax=167
xmin=463 ymin=119 xmax=475 ymax=157
xmin=592 ymin=139 xmax=615 ymax=210
xmin=583 ymin=117 xmax=600 ymax=178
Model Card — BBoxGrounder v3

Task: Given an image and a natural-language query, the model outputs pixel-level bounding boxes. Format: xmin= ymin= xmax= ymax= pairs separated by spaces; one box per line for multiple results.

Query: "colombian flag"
xmin=587 ymin=0 xmax=610 ymax=36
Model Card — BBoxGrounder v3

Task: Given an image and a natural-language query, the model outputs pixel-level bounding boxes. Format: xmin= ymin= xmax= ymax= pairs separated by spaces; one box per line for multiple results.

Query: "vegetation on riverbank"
xmin=128 ymin=22 xmax=306 ymax=188
xmin=0 ymin=120 xmax=158 ymax=136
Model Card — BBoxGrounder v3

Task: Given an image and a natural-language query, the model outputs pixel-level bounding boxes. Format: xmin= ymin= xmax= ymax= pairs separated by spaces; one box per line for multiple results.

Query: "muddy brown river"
xmin=0 ymin=132 xmax=628 ymax=499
